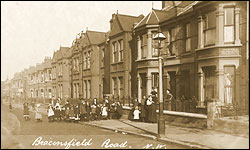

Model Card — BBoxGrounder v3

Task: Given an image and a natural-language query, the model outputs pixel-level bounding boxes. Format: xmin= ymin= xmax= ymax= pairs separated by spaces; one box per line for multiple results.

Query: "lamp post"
xmin=153 ymin=27 xmax=166 ymax=137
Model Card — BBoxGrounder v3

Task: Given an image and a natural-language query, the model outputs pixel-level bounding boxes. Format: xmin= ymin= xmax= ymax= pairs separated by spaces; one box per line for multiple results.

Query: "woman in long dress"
xmin=35 ymin=103 xmax=42 ymax=122
xmin=23 ymin=102 xmax=30 ymax=121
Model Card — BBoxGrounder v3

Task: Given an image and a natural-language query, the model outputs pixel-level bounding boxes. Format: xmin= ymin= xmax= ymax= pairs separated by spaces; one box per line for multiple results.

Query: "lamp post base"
xmin=157 ymin=117 xmax=165 ymax=138
xmin=158 ymin=102 xmax=165 ymax=138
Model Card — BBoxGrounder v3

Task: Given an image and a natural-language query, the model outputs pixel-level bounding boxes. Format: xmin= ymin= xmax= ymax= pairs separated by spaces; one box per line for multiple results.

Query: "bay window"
xmin=185 ymin=23 xmax=191 ymax=52
xmin=170 ymin=28 xmax=177 ymax=55
xmin=224 ymin=7 xmax=235 ymax=43
xmin=118 ymin=40 xmax=124 ymax=61
xmin=203 ymin=11 xmax=216 ymax=46
xmin=152 ymin=33 xmax=159 ymax=57
xmin=112 ymin=42 xmax=117 ymax=62
xmin=141 ymin=34 xmax=147 ymax=58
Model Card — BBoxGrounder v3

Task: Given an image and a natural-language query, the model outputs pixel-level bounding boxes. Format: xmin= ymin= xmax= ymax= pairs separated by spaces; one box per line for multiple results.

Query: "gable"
xmin=109 ymin=17 xmax=124 ymax=37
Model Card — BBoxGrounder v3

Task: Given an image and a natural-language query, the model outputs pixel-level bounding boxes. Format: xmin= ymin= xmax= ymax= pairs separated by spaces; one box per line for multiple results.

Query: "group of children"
xmin=47 ymin=98 xmax=123 ymax=123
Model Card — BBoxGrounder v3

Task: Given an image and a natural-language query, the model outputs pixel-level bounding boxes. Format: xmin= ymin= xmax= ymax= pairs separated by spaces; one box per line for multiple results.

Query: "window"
xmin=118 ymin=40 xmax=124 ymax=61
xmin=77 ymin=83 xmax=79 ymax=98
xmin=118 ymin=77 xmax=123 ymax=98
xmin=141 ymin=34 xmax=147 ymax=58
xmin=87 ymin=80 xmax=91 ymax=99
xmin=203 ymin=11 xmax=216 ymax=46
xmin=101 ymin=48 xmax=105 ymax=67
xmin=87 ymin=52 xmax=91 ymax=69
xmin=152 ymin=73 xmax=159 ymax=89
xmin=152 ymin=33 xmax=159 ymax=57
xmin=83 ymin=53 xmax=87 ymax=69
xmin=73 ymin=58 xmax=76 ymax=70
xmin=76 ymin=57 xmax=79 ymax=71
xmin=112 ymin=42 xmax=117 ymax=62
xmin=185 ymin=23 xmax=191 ymax=52
xmin=49 ymin=70 xmax=52 ymax=80
xmin=84 ymin=80 xmax=87 ymax=98
xmin=224 ymin=7 xmax=235 ymax=43
xmin=224 ymin=66 xmax=235 ymax=104
xmin=203 ymin=66 xmax=216 ymax=100
xmin=170 ymin=28 xmax=177 ymax=55
xmin=112 ymin=77 xmax=116 ymax=96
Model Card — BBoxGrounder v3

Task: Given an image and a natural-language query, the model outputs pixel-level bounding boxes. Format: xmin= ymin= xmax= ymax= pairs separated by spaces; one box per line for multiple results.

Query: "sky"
xmin=1 ymin=1 xmax=162 ymax=81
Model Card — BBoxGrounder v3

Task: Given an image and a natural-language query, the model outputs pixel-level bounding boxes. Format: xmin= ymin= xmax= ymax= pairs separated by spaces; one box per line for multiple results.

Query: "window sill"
xmin=136 ymin=57 xmax=158 ymax=62
xmin=83 ymin=68 xmax=91 ymax=71
xmin=181 ymin=52 xmax=192 ymax=56
xmin=111 ymin=61 xmax=124 ymax=65
xmin=195 ymin=43 xmax=242 ymax=52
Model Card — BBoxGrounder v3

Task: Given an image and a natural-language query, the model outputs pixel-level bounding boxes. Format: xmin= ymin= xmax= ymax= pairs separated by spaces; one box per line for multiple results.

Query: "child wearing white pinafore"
xmin=133 ymin=106 xmax=140 ymax=121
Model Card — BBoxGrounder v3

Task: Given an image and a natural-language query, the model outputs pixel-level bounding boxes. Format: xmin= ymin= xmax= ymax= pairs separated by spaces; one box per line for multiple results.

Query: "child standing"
xmin=35 ymin=104 xmax=42 ymax=122
xmin=47 ymin=105 xmax=54 ymax=122
xmin=101 ymin=104 xmax=108 ymax=119
xmin=133 ymin=106 xmax=140 ymax=121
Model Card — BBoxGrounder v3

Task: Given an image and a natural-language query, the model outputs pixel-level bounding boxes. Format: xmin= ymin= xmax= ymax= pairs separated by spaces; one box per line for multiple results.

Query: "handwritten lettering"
xmin=101 ymin=139 xmax=128 ymax=148
xmin=32 ymin=136 xmax=93 ymax=149
xmin=142 ymin=143 xmax=167 ymax=149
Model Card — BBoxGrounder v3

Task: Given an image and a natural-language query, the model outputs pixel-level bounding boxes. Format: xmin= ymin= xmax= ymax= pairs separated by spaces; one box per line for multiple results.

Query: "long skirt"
xmin=35 ymin=112 xmax=42 ymax=120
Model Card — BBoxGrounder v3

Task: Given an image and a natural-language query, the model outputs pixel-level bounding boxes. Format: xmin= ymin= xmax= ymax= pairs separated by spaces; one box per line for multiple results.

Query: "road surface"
xmin=1 ymin=103 xmax=188 ymax=149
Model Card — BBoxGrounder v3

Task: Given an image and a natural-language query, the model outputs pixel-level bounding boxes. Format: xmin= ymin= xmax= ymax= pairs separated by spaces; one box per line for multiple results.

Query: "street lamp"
xmin=153 ymin=27 xmax=166 ymax=137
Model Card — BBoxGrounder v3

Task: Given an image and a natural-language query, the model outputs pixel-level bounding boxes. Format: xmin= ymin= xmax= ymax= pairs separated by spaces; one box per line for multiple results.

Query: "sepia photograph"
xmin=1 ymin=1 xmax=249 ymax=149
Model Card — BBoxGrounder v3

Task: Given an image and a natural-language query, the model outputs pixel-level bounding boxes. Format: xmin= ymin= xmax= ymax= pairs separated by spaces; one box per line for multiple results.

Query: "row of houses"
xmin=2 ymin=1 xmax=249 ymax=113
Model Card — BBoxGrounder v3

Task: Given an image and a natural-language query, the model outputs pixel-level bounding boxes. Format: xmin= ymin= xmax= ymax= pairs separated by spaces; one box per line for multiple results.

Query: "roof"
xmin=66 ymin=47 xmax=73 ymax=58
xmin=86 ymin=30 xmax=106 ymax=45
xmin=43 ymin=59 xmax=52 ymax=69
xmin=36 ymin=63 xmax=43 ymax=71
xmin=59 ymin=46 xmax=70 ymax=59
xmin=98 ymin=31 xmax=110 ymax=45
xmin=109 ymin=13 xmax=143 ymax=37
xmin=52 ymin=50 xmax=60 ymax=63
xmin=159 ymin=1 xmax=200 ymax=24
xmin=134 ymin=9 xmax=168 ymax=29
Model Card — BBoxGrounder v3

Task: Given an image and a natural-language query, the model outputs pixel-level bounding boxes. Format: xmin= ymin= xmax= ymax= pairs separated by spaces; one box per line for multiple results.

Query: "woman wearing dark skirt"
xmin=23 ymin=102 xmax=30 ymax=121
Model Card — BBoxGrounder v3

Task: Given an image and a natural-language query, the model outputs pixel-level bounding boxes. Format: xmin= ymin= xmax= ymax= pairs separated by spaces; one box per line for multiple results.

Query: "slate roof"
xmin=134 ymin=9 xmax=168 ymax=29
xmin=86 ymin=30 xmax=106 ymax=45
xmin=159 ymin=1 xmax=200 ymax=23
xmin=109 ymin=14 xmax=143 ymax=37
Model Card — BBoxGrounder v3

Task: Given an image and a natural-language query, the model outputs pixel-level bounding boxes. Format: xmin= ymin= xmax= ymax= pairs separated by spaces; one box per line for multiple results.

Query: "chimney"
xmin=162 ymin=1 xmax=179 ymax=10
xmin=110 ymin=13 xmax=116 ymax=30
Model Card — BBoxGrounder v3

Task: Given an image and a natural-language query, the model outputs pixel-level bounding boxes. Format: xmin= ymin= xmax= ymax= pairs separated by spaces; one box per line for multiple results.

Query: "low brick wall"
xmin=214 ymin=117 xmax=249 ymax=137
xmin=121 ymin=106 xmax=207 ymax=129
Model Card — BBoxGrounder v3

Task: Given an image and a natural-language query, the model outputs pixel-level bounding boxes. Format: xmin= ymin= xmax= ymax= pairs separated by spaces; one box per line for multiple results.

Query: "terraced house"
xmin=80 ymin=30 xmax=106 ymax=101
xmin=108 ymin=13 xmax=144 ymax=104
xmin=157 ymin=1 xmax=248 ymax=114
xmin=51 ymin=47 xmax=71 ymax=103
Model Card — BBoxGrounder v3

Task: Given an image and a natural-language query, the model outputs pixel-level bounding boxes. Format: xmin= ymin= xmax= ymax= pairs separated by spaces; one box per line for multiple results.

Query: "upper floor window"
xmin=224 ymin=7 xmax=235 ymax=43
xmin=112 ymin=42 xmax=117 ymax=63
xmin=83 ymin=52 xmax=87 ymax=69
xmin=141 ymin=34 xmax=147 ymax=58
xmin=203 ymin=11 xmax=216 ymax=46
xmin=185 ymin=23 xmax=191 ymax=52
xmin=87 ymin=52 xmax=91 ymax=69
xmin=170 ymin=27 xmax=177 ymax=55
xmin=152 ymin=33 xmax=159 ymax=57
xmin=101 ymin=48 xmax=105 ymax=67
xmin=118 ymin=39 xmax=124 ymax=61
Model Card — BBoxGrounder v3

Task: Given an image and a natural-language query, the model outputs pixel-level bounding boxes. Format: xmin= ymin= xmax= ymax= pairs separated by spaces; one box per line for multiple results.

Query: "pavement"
xmin=9 ymin=102 xmax=249 ymax=149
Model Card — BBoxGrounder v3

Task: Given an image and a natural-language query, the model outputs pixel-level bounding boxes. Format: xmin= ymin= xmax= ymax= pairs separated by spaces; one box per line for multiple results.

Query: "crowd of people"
xmin=21 ymin=97 xmax=124 ymax=123
xmin=15 ymin=88 xmax=174 ymax=124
